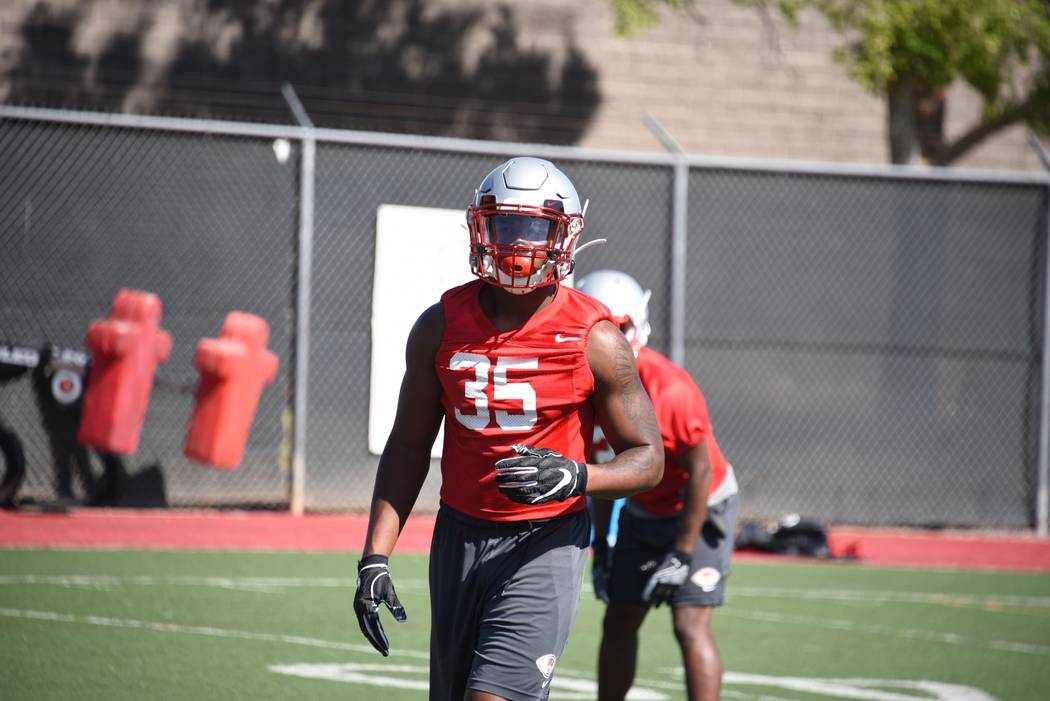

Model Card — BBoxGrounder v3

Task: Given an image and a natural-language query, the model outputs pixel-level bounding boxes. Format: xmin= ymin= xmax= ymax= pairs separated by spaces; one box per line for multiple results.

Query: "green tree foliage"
xmin=611 ymin=0 xmax=669 ymax=35
xmin=611 ymin=0 xmax=1050 ymax=165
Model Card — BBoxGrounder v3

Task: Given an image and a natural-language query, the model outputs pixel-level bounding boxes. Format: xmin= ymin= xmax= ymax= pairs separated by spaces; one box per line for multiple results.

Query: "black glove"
xmin=641 ymin=549 xmax=691 ymax=607
xmin=592 ymin=538 xmax=611 ymax=604
xmin=494 ymin=444 xmax=588 ymax=505
xmin=354 ymin=554 xmax=407 ymax=656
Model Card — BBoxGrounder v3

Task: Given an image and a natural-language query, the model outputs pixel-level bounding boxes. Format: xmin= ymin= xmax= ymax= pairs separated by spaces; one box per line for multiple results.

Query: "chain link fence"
xmin=0 ymin=107 xmax=1046 ymax=529
xmin=686 ymin=169 xmax=1046 ymax=528
xmin=0 ymin=115 xmax=295 ymax=507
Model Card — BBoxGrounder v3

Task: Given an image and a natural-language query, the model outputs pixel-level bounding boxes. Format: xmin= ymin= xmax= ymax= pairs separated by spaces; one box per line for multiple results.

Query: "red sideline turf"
xmin=1 ymin=509 xmax=1048 ymax=572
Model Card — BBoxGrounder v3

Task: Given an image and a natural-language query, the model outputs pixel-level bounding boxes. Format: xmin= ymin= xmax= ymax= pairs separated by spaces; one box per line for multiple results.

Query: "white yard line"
xmin=648 ymin=670 xmax=999 ymax=701
xmin=0 ymin=574 xmax=427 ymax=594
xmin=5 ymin=575 xmax=1049 ymax=614
xmin=723 ymin=674 xmax=998 ymax=701
xmin=730 ymin=586 xmax=1050 ymax=609
xmin=0 ymin=606 xmax=428 ymax=658
xmin=721 ymin=608 xmax=1050 ymax=656
xmin=0 ymin=574 xmax=678 ymax=597
xmin=5 ymin=575 xmax=1049 ymax=609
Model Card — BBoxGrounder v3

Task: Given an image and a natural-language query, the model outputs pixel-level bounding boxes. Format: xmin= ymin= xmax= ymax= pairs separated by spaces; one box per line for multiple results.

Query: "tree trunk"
xmin=915 ymin=84 xmax=946 ymax=162
xmin=887 ymin=75 xmax=918 ymax=164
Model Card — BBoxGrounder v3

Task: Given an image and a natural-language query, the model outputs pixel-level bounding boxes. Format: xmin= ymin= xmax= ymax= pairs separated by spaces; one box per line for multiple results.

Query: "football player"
xmin=354 ymin=158 xmax=664 ymax=701
xmin=577 ymin=270 xmax=739 ymax=701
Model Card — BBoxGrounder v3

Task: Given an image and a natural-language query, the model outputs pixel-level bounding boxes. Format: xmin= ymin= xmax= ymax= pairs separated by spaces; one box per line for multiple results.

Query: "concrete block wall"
xmin=1 ymin=0 xmax=1045 ymax=171
xmin=550 ymin=0 xmax=1043 ymax=171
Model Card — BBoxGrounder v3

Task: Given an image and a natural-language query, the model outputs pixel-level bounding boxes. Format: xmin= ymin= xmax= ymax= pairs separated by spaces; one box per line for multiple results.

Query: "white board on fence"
xmin=368 ymin=204 xmax=473 ymax=456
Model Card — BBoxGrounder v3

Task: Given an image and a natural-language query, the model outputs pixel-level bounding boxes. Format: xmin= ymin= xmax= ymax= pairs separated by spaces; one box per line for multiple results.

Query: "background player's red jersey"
xmin=436 ymin=280 xmax=612 ymax=521
xmin=593 ymin=346 xmax=731 ymax=516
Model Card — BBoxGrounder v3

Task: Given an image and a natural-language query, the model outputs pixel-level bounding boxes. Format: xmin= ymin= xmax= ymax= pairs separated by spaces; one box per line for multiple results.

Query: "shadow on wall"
xmin=0 ymin=0 xmax=601 ymax=144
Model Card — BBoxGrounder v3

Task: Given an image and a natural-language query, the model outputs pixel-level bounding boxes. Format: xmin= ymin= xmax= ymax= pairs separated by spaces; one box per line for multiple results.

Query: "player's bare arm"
xmin=362 ymin=302 xmax=445 ymax=558
xmin=355 ymin=303 xmax=444 ymax=657
xmin=672 ymin=438 xmax=713 ymax=555
xmin=586 ymin=319 xmax=663 ymax=497
xmin=640 ymin=439 xmax=714 ymax=607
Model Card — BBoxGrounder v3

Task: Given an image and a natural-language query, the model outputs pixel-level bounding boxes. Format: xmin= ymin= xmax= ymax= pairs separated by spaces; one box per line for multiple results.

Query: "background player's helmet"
xmin=576 ymin=270 xmax=651 ymax=353
xmin=467 ymin=157 xmax=585 ymax=294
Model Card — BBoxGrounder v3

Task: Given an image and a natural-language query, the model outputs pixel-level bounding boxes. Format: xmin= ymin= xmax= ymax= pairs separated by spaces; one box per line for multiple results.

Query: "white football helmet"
xmin=467 ymin=157 xmax=585 ymax=294
xmin=576 ymin=270 xmax=652 ymax=353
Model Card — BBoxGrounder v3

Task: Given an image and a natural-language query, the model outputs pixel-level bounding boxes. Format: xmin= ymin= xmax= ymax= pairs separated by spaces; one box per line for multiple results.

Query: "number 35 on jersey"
xmin=449 ymin=352 xmax=538 ymax=432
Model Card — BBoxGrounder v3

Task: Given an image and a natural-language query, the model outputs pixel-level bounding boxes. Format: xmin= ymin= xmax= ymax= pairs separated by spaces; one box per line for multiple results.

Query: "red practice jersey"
xmin=436 ymin=279 xmax=613 ymax=521
xmin=593 ymin=346 xmax=730 ymax=516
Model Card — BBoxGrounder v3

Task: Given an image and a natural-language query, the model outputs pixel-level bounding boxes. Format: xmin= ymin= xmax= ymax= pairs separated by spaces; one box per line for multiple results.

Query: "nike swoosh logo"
xmin=532 ymin=468 xmax=573 ymax=503
xmin=555 ymin=334 xmax=581 ymax=342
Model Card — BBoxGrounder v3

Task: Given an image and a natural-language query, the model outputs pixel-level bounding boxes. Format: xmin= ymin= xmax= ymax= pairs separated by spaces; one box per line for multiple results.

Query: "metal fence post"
xmin=284 ymin=84 xmax=316 ymax=517
xmin=289 ymin=133 xmax=315 ymax=516
xmin=1039 ymin=185 xmax=1050 ymax=536
xmin=670 ymin=161 xmax=688 ymax=366
xmin=644 ymin=114 xmax=688 ymax=365
xmin=1031 ymin=132 xmax=1050 ymax=536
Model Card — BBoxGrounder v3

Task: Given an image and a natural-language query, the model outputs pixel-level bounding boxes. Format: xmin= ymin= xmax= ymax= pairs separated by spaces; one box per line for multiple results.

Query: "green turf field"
xmin=2 ymin=549 xmax=1048 ymax=700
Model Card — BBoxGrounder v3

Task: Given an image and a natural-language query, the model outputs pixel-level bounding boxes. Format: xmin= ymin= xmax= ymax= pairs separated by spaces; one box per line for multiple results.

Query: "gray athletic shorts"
xmin=608 ymin=493 xmax=739 ymax=608
xmin=429 ymin=503 xmax=590 ymax=701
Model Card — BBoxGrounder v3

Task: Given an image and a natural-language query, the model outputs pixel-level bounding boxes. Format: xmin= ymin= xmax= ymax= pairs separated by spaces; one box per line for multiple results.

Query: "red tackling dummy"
xmin=184 ymin=311 xmax=278 ymax=469
xmin=78 ymin=289 xmax=172 ymax=455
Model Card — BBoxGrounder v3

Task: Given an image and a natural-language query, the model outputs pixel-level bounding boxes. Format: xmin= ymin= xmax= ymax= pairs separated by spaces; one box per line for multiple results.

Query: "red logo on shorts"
xmin=535 ymin=654 xmax=557 ymax=679
xmin=691 ymin=566 xmax=722 ymax=592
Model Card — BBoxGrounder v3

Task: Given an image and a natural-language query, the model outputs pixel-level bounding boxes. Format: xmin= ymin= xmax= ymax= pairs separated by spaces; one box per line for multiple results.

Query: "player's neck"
xmin=479 ymin=283 xmax=559 ymax=333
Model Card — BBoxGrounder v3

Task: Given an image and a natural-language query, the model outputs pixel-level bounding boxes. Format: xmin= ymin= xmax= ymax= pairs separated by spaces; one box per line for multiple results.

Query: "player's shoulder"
xmin=561 ymin=285 xmax=614 ymax=335
xmin=408 ymin=300 xmax=446 ymax=355
xmin=440 ymin=278 xmax=484 ymax=305
xmin=415 ymin=299 xmax=445 ymax=328
xmin=638 ymin=348 xmax=702 ymax=394
xmin=563 ymin=284 xmax=613 ymax=319
xmin=585 ymin=316 xmax=628 ymax=355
